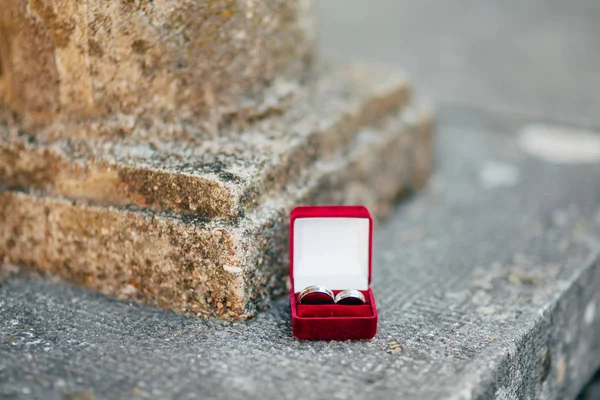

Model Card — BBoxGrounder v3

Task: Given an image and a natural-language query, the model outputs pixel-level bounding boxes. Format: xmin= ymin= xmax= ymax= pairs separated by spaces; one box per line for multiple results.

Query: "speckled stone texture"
xmin=0 ymin=107 xmax=432 ymax=319
xmin=0 ymin=63 xmax=412 ymax=217
xmin=0 ymin=0 xmax=434 ymax=319
xmin=1 ymin=109 xmax=598 ymax=399
xmin=0 ymin=0 xmax=315 ymax=128
xmin=0 ymin=60 xmax=433 ymax=319
xmin=0 ymin=0 xmax=434 ymax=322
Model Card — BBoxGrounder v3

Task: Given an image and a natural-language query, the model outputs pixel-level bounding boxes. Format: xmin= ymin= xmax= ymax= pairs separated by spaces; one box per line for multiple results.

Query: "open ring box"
xmin=290 ymin=206 xmax=378 ymax=340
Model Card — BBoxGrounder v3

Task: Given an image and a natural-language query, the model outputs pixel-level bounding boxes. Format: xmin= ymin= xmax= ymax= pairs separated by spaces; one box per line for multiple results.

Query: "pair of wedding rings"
xmin=298 ymin=285 xmax=366 ymax=305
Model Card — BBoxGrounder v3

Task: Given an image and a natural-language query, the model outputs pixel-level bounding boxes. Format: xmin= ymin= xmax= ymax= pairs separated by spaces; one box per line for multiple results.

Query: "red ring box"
xmin=290 ymin=206 xmax=378 ymax=340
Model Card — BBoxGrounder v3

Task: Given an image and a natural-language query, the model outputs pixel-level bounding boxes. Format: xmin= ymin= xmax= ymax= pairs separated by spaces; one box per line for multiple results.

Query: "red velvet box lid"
xmin=289 ymin=206 xmax=373 ymax=290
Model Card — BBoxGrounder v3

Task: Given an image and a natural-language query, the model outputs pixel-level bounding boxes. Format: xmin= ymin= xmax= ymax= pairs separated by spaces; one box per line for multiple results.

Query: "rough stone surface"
xmin=0 ymin=59 xmax=427 ymax=319
xmin=0 ymin=63 xmax=411 ymax=217
xmin=0 ymin=0 xmax=315 ymax=127
xmin=1 ymin=109 xmax=599 ymax=399
xmin=0 ymin=107 xmax=433 ymax=319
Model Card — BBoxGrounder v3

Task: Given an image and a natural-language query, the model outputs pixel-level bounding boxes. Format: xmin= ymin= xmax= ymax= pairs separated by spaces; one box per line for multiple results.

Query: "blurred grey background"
xmin=319 ymin=0 xmax=600 ymax=127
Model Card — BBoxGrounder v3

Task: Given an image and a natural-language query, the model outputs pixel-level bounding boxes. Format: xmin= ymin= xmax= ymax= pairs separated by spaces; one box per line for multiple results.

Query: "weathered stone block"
xmin=0 ymin=106 xmax=433 ymax=319
xmin=0 ymin=0 xmax=315 ymax=126
xmin=0 ymin=0 xmax=435 ymax=321
xmin=0 ymin=63 xmax=411 ymax=218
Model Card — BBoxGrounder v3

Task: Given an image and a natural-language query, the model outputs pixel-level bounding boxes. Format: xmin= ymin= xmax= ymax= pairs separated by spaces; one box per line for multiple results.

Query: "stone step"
xmin=0 ymin=106 xmax=433 ymax=319
xmin=0 ymin=63 xmax=411 ymax=220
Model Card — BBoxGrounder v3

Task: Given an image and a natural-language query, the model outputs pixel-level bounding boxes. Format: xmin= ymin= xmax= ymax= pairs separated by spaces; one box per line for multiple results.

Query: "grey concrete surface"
xmin=319 ymin=0 xmax=600 ymax=128
xmin=1 ymin=109 xmax=600 ymax=399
